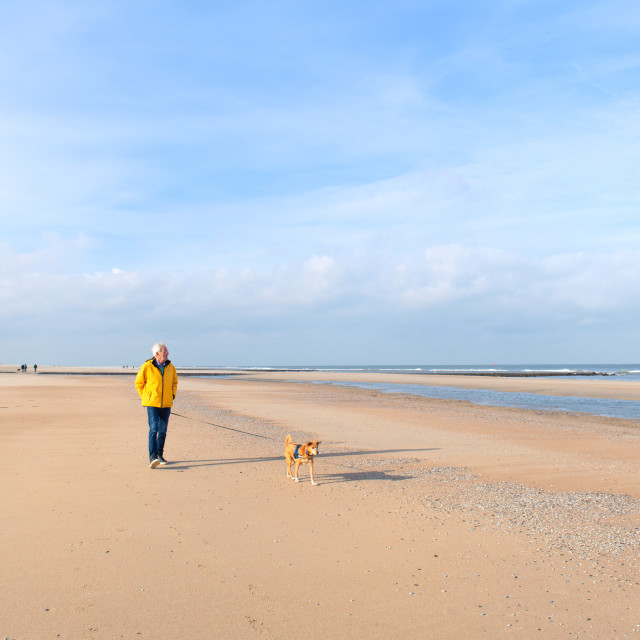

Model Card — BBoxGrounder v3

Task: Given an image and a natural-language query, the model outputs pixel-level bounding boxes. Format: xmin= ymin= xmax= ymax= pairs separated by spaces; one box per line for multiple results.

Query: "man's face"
xmin=155 ymin=347 xmax=169 ymax=364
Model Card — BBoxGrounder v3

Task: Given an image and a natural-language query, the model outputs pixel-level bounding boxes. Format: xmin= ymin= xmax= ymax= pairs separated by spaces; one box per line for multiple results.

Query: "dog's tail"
xmin=285 ymin=434 xmax=292 ymax=446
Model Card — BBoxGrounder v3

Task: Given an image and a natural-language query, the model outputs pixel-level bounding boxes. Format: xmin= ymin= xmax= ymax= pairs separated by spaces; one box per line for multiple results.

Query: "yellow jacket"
xmin=135 ymin=358 xmax=178 ymax=408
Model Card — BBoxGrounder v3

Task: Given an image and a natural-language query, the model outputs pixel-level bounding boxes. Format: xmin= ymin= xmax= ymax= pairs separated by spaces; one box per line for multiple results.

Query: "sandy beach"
xmin=1 ymin=369 xmax=639 ymax=639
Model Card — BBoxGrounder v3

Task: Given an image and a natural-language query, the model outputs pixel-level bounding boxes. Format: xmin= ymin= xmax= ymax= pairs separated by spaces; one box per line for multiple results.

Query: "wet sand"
xmin=1 ymin=370 xmax=638 ymax=639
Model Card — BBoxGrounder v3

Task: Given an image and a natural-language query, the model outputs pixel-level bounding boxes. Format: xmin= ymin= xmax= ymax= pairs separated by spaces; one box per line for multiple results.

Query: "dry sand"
xmin=1 ymin=369 xmax=639 ymax=639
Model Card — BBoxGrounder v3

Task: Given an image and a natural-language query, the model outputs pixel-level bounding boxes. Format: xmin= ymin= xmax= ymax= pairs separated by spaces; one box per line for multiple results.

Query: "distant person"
xmin=33 ymin=364 xmax=37 ymax=373
xmin=134 ymin=343 xmax=178 ymax=469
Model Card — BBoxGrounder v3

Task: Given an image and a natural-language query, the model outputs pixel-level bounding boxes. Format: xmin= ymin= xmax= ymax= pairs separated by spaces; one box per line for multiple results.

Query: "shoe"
xmin=149 ymin=458 xmax=160 ymax=469
xmin=157 ymin=455 xmax=168 ymax=465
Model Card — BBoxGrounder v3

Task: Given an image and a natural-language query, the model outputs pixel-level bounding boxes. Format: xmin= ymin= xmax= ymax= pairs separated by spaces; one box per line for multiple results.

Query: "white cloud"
xmin=2 ymin=265 xmax=637 ymax=364
xmin=2 ymin=238 xmax=638 ymax=351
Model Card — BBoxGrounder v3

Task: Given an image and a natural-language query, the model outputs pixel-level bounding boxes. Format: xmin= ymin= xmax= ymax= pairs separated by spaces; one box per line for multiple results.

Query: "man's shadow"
xmin=165 ymin=447 xmax=438 ymax=474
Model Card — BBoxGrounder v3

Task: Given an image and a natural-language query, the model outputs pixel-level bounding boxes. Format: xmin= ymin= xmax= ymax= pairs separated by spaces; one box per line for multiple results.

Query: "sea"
xmin=196 ymin=364 xmax=640 ymax=421
xmin=209 ymin=364 xmax=640 ymax=379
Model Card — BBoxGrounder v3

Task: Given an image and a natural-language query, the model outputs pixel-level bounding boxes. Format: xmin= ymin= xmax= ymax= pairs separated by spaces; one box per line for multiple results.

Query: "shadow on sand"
xmin=312 ymin=470 xmax=415 ymax=485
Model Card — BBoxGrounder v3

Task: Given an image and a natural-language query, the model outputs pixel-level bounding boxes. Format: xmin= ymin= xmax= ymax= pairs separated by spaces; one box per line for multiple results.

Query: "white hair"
xmin=151 ymin=342 xmax=167 ymax=356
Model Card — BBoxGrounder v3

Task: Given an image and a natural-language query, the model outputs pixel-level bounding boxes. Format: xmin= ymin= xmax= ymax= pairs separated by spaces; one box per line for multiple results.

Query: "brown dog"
xmin=285 ymin=434 xmax=321 ymax=485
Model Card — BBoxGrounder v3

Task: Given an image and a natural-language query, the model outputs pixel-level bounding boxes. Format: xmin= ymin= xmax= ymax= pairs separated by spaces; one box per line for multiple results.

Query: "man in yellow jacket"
xmin=135 ymin=342 xmax=178 ymax=468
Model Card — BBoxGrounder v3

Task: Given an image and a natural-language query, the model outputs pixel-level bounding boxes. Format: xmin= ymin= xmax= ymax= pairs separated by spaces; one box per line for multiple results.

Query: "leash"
xmin=171 ymin=411 xmax=274 ymax=440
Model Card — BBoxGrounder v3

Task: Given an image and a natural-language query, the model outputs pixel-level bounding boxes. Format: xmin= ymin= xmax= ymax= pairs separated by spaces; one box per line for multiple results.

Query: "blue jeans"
xmin=147 ymin=407 xmax=171 ymax=460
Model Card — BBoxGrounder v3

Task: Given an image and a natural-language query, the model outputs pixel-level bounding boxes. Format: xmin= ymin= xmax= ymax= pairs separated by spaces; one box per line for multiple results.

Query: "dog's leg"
xmin=294 ymin=459 xmax=301 ymax=482
xmin=286 ymin=455 xmax=293 ymax=479
xmin=309 ymin=459 xmax=318 ymax=486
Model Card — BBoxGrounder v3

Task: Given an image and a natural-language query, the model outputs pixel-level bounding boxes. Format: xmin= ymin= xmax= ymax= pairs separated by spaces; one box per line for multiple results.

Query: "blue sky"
xmin=1 ymin=0 xmax=639 ymax=366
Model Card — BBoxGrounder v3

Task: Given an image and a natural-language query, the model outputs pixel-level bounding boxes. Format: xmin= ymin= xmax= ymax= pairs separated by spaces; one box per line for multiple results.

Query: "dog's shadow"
xmin=315 ymin=470 xmax=414 ymax=485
